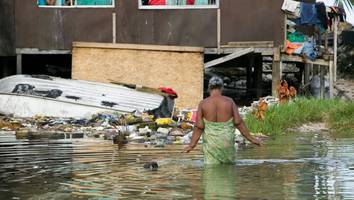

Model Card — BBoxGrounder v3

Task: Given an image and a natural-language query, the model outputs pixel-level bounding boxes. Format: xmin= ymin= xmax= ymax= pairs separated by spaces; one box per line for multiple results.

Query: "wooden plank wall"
xmin=0 ymin=1 xmax=15 ymax=56
xmin=14 ymin=0 xmax=285 ymax=51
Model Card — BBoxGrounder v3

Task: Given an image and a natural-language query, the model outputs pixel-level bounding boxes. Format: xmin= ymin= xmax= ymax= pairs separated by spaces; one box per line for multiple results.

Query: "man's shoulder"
xmin=222 ymin=96 xmax=235 ymax=104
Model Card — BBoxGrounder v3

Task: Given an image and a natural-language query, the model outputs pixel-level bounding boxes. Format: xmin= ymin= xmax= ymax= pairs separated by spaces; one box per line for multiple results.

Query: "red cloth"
xmin=159 ymin=87 xmax=178 ymax=98
xmin=187 ymin=0 xmax=195 ymax=5
xmin=149 ymin=0 xmax=166 ymax=5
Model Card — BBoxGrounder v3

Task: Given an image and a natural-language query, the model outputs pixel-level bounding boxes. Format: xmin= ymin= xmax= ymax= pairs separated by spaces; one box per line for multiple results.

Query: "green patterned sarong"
xmin=202 ymin=119 xmax=236 ymax=164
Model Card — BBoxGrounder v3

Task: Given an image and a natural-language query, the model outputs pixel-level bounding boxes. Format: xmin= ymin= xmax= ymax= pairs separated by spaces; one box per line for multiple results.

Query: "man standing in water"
xmin=183 ymin=76 xmax=261 ymax=164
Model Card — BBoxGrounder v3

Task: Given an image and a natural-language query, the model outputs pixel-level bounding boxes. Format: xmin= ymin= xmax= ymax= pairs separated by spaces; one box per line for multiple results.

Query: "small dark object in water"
xmin=349 ymin=167 xmax=354 ymax=170
xmin=113 ymin=134 xmax=128 ymax=145
xmin=143 ymin=162 xmax=158 ymax=171
xmin=101 ymin=101 xmax=118 ymax=107
xmin=65 ymin=95 xmax=81 ymax=101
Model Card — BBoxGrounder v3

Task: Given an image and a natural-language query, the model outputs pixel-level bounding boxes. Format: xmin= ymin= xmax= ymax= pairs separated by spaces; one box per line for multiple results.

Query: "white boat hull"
xmin=0 ymin=75 xmax=171 ymax=118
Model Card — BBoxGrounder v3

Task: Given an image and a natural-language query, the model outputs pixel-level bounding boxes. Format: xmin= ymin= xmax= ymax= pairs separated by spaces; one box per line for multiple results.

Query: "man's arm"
xmin=183 ymin=102 xmax=205 ymax=153
xmin=232 ymin=101 xmax=261 ymax=146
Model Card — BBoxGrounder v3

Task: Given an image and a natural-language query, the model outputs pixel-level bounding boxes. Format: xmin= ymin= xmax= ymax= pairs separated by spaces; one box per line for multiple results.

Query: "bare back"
xmin=200 ymin=95 xmax=234 ymax=122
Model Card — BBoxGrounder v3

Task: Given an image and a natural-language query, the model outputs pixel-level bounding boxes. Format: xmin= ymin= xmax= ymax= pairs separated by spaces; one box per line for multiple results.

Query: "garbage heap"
xmin=0 ymin=110 xmax=196 ymax=146
xmin=0 ymin=97 xmax=279 ymax=145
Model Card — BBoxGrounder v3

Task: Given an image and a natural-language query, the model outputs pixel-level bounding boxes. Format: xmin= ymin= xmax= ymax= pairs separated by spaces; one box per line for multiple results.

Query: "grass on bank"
xmin=245 ymin=98 xmax=354 ymax=135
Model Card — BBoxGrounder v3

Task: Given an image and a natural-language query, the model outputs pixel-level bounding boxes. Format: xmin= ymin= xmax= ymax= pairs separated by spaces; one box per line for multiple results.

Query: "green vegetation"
xmin=245 ymin=98 xmax=354 ymax=135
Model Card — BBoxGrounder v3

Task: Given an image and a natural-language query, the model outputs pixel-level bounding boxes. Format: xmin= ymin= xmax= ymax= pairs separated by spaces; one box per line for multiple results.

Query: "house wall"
xmin=72 ymin=42 xmax=204 ymax=108
xmin=14 ymin=0 xmax=285 ymax=51
xmin=0 ymin=1 xmax=16 ymax=56
xmin=220 ymin=0 xmax=285 ymax=46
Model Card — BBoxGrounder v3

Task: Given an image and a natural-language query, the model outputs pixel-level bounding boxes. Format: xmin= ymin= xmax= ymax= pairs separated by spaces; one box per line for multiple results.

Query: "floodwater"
xmin=1 ymin=132 xmax=354 ymax=200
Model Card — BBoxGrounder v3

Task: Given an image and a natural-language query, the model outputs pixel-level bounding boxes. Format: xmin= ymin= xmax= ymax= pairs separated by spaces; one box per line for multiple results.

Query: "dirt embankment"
xmin=335 ymin=79 xmax=354 ymax=101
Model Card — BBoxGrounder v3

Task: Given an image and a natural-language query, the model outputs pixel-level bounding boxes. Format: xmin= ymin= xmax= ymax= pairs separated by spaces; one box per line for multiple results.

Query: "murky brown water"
xmin=1 ymin=132 xmax=354 ymax=200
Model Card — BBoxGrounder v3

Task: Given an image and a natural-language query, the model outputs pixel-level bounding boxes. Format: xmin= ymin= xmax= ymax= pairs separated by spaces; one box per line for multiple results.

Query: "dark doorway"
xmin=22 ymin=54 xmax=72 ymax=78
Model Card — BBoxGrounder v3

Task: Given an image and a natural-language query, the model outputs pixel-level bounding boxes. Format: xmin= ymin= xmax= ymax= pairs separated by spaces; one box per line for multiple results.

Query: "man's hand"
xmin=251 ymin=137 xmax=262 ymax=146
xmin=182 ymin=145 xmax=194 ymax=153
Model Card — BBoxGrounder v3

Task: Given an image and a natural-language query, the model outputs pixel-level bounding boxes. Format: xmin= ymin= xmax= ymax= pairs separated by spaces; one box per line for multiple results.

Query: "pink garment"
xmin=149 ymin=0 xmax=166 ymax=5
xmin=191 ymin=110 xmax=197 ymax=122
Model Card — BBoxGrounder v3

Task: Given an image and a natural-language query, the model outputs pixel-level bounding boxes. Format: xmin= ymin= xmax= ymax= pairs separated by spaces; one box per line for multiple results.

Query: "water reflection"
xmin=0 ymin=132 xmax=353 ymax=199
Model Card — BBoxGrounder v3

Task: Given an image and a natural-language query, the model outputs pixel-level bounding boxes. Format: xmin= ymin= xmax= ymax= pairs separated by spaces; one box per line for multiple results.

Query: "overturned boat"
xmin=0 ymin=75 xmax=174 ymax=118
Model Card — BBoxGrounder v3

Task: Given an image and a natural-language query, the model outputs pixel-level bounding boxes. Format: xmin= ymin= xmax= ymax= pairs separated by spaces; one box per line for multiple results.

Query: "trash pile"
xmin=0 ymin=109 xmax=197 ymax=146
xmin=0 ymin=96 xmax=279 ymax=145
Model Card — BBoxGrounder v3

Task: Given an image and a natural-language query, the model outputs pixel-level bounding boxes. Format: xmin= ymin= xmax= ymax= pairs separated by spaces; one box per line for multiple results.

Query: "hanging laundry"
xmin=166 ymin=0 xmax=178 ymax=5
xmin=285 ymin=40 xmax=303 ymax=55
xmin=282 ymin=0 xmax=301 ymax=17
xmin=315 ymin=2 xmax=328 ymax=29
xmin=187 ymin=0 xmax=195 ymax=5
xmin=38 ymin=0 xmax=46 ymax=5
xmin=287 ymin=32 xmax=305 ymax=43
xmin=329 ymin=6 xmax=346 ymax=22
xmin=149 ymin=0 xmax=166 ymax=5
xmin=194 ymin=0 xmax=209 ymax=5
xmin=300 ymin=2 xmax=321 ymax=25
xmin=302 ymin=39 xmax=317 ymax=61
xmin=55 ymin=0 xmax=65 ymax=6
xmin=76 ymin=0 xmax=112 ymax=5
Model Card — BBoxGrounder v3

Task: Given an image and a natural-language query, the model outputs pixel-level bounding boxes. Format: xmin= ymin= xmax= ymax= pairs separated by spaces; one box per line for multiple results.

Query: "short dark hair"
xmin=208 ymin=76 xmax=224 ymax=91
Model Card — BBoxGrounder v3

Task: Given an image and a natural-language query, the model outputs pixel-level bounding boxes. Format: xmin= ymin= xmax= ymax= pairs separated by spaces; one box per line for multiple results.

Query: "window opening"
xmin=38 ymin=0 xmax=114 ymax=7
xmin=139 ymin=0 xmax=218 ymax=9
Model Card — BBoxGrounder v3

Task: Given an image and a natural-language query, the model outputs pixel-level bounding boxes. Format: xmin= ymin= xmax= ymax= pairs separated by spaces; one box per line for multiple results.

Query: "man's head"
xmin=208 ymin=76 xmax=224 ymax=92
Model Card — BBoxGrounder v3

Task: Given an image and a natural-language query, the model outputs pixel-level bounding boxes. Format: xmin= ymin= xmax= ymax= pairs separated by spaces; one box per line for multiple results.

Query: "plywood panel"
xmin=72 ymin=43 xmax=204 ymax=109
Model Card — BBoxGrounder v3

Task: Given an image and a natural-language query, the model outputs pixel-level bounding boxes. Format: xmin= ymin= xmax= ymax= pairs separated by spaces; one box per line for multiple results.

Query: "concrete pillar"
xmin=16 ymin=54 xmax=22 ymax=74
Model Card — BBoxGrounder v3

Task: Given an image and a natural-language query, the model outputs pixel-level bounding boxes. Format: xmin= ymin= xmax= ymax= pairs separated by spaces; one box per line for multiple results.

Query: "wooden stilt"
xmin=333 ymin=17 xmax=338 ymax=82
xmin=320 ymin=66 xmax=325 ymax=99
xmin=254 ymin=54 xmax=263 ymax=98
xmin=246 ymin=55 xmax=253 ymax=95
xmin=112 ymin=13 xmax=116 ymax=43
xmin=329 ymin=60 xmax=334 ymax=98
xmin=304 ymin=63 xmax=311 ymax=85
xmin=272 ymin=49 xmax=281 ymax=97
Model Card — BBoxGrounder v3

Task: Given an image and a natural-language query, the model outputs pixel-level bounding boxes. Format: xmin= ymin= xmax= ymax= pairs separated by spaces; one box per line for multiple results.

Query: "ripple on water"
xmin=0 ymin=132 xmax=354 ymax=199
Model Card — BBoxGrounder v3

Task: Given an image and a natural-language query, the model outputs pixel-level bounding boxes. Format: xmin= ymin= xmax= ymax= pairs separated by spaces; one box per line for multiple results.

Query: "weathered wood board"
xmin=72 ymin=42 xmax=204 ymax=109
